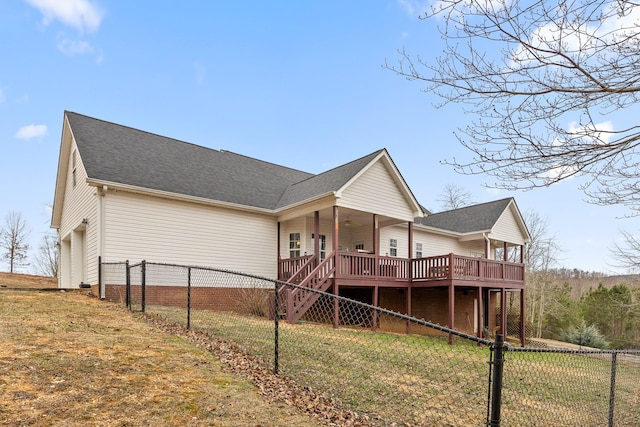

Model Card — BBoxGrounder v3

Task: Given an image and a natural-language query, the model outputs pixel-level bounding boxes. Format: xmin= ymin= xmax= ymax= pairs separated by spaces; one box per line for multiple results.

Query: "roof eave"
xmin=50 ymin=113 xmax=73 ymax=229
xmin=85 ymin=178 xmax=276 ymax=215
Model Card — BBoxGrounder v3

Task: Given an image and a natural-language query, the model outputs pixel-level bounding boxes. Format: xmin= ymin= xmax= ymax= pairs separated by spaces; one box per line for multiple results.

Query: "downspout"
xmin=98 ymin=185 xmax=107 ymax=299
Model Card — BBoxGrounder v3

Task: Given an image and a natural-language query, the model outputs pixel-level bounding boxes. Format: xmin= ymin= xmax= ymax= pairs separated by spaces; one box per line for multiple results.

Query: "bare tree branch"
xmin=436 ymin=183 xmax=475 ymax=210
xmin=386 ymin=0 xmax=640 ymax=214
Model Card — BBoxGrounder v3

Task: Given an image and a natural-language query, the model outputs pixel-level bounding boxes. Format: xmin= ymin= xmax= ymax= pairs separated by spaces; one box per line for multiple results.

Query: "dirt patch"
xmin=0 ymin=290 xmax=325 ymax=426
xmin=0 ymin=272 xmax=57 ymax=289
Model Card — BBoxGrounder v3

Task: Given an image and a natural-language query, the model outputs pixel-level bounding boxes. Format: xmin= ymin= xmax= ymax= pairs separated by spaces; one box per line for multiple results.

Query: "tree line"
xmin=0 ymin=211 xmax=58 ymax=277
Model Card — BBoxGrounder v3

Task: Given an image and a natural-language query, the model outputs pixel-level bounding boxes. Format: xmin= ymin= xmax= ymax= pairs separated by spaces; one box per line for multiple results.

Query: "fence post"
xmin=98 ymin=256 xmax=102 ymax=299
xmin=608 ymin=352 xmax=618 ymax=427
xmin=274 ymin=281 xmax=280 ymax=375
xmin=125 ymin=260 xmax=131 ymax=310
xmin=141 ymin=260 xmax=146 ymax=313
xmin=187 ymin=267 xmax=191 ymax=330
xmin=489 ymin=334 xmax=505 ymax=427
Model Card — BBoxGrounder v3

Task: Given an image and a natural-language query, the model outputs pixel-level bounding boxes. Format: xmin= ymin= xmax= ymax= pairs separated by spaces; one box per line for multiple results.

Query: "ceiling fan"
xmin=343 ymin=215 xmax=358 ymax=227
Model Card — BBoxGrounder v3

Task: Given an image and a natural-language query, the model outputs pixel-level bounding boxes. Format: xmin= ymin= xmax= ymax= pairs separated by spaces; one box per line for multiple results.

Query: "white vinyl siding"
xmin=58 ymin=140 xmax=97 ymax=287
xmin=103 ymin=191 xmax=277 ymax=278
xmin=340 ymin=161 xmax=415 ymax=222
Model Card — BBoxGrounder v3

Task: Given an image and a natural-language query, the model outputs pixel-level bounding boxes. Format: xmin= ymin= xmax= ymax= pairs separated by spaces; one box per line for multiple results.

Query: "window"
xmin=311 ymin=233 xmax=326 ymax=261
xmin=72 ymin=149 xmax=77 ymax=188
xmin=289 ymin=233 xmax=300 ymax=258
xmin=415 ymin=242 xmax=423 ymax=258
xmin=389 ymin=239 xmax=397 ymax=257
xmin=354 ymin=241 xmax=365 ymax=251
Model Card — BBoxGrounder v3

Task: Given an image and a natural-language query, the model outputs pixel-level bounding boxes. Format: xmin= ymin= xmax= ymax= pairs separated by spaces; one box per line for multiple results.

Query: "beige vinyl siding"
xmin=491 ymin=206 xmax=527 ymax=245
xmin=340 ymin=161 xmax=415 ymax=222
xmin=104 ymin=191 xmax=277 ymax=278
xmin=280 ymin=217 xmax=335 ymax=257
xmin=58 ymin=142 xmax=98 ymax=287
xmin=415 ymin=228 xmax=485 ymax=258
xmin=380 ymin=226 xmax=409 ymax=258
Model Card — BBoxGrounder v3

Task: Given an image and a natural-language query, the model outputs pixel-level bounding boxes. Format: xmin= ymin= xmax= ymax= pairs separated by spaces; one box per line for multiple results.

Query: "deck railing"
xmin=279 ymin=252 xmax=525 ymax=284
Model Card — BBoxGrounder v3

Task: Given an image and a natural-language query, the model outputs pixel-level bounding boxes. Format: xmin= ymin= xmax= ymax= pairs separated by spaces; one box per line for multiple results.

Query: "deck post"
xmin=371 ymin=286 xmax=378 ymax=331
xmin=333 ymin=282 xmax=339 ymax=329
xmin=500 ymin=288 xmax=507 ymax=337
xmin=406 ymin=286 xmax=412 ymax=334
xmin=448 ymin=282 xmax=455 ymax=344
xmin=520 ymin=288 xmax=526 ymax=347
xmin=477 ymin=286 xmax=483 ymax=339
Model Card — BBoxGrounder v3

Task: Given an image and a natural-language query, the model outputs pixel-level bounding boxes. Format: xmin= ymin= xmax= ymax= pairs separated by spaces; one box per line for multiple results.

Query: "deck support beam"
xmin=520 ymin=288 xmax=526 ymax=347
xmin=477 ymin=286 xmax=483 ymax=339
xmin=372 ymin=286 xmax=378 ymax=331
xmin=500 ymin=288 xmax=507 ymax=337
xmin=448 ymin=282 xmax=455 ymax=344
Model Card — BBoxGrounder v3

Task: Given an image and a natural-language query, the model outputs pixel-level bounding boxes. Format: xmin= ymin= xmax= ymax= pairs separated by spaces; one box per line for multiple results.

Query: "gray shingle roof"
xmin=66 ymin=111 xmax=382 ymax=210
xmin=415 ymin=198 xmax=514 ymax=233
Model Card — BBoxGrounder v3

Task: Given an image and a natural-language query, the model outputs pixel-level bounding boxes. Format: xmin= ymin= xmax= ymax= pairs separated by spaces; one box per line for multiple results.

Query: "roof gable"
xmin=275 ymin=150 xmax=383 ymax=209
xmin=416 ymin=198 xmax=530 ymax=243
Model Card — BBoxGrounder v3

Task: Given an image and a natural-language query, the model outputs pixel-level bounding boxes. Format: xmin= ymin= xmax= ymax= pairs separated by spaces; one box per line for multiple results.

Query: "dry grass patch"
xmin=0 ymin=272 xmax=57 ymax=289
xmin=0 ymin=290 xmax=321 ymax=426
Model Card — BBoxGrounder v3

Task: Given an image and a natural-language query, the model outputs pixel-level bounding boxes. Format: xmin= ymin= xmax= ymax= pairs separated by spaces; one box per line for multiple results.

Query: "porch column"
xmin=277 ymin=222 xmax=281 ymax=259
xmin=520 ymin=288 xmax=526 ymax=347
xmin=408 ymin=222 xmax=413 ymax=260
xmin=372 ymin=214 xmax=379 ymax=255
xmin=520 ymin=244 xmax=524 ymax=264
xmin=333 ymin=206 xmax=339 ymax=274
xmin=333 ymin=206 xmax=340 ymax=328
xmin=503 ymin=242 xmax=508 ymax=261
xmin=477 ymin=286 xmax=484 ymax=339
xmin=500 ymin=288 xmax=507 ymax=337
xmin=448 ymin=282 xmax=455 ymax=345
xmin=372 ymin=286 xmax=378 ymax=331
xmin=314 ymin=211 xmax=320 ymax=264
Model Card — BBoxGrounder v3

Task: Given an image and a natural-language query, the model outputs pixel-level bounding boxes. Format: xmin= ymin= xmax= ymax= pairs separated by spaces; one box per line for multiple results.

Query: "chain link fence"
xmin=101 ymin=261 xmax=640 ymax=426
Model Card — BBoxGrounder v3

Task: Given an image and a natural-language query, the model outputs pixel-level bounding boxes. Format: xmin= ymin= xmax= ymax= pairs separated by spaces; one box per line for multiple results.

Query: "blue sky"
xmin=0 ymin=0 xmax=635 ymax=274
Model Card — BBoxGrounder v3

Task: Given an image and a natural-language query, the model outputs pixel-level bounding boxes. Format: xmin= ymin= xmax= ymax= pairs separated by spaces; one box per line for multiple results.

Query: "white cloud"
xmin=397 ymin=0 xmax=429 ymax=17
xmin=15 ymin=124 xmax=48 ymax=140
xmin=57 ymin=38 xmax=93 ymax=55
xmin=26 ymin=0 xmax=104 ymax=33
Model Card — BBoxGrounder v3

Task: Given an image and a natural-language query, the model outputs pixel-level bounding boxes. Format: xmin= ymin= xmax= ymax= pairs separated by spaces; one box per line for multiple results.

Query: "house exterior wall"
xmin=58 ymin=141 xmax=98 ymax=287
xmin=491 ymin=207 xmax=527 ymax=246
xmin=103 ymin=191 xmax=278 ymax=278
xmin=414 ymin=227 xmax=486 ymax=258
xmin=339 ymin=161 xmax=416 ymax=222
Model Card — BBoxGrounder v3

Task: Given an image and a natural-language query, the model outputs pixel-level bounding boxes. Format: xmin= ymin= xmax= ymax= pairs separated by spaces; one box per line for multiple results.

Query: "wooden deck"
xmin=279 ymin=252 xmax=525 ymax=288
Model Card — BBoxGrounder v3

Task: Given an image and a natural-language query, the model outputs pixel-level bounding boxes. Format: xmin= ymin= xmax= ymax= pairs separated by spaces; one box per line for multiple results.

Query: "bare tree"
xmin=610 ymin=229 xmax=640 ymax=273
xmin=387 ymin=1 xmax=640 ymax=214
xmin=436 ymin=183 xmax=474 ymax=210
xmin=0 ymin=211 xmax=31 ymax=273
xmin=519 ymin=210 xmax=563 ymax=337
xmin=33 ymin=233 xmax=58 ymax=277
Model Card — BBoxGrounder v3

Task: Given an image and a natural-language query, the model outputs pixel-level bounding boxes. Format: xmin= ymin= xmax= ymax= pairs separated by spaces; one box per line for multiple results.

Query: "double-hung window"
xmin=289 ymin=233 xmax=301 ymax=258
